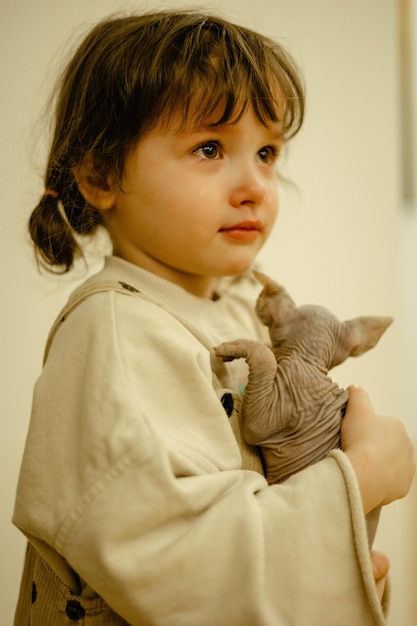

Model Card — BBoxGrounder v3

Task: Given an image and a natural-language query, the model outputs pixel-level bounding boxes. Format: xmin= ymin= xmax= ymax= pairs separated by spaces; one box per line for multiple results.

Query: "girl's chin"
xmin=219 ymin=261 xmax=257 ymax=277
xmin=229 ymin=253 xmax=263 ymax=274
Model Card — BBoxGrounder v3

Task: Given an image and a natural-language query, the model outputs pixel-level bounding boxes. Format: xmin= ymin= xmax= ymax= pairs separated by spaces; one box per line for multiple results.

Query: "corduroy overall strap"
xmin=43 ymin=280 xmax=141 ymax=365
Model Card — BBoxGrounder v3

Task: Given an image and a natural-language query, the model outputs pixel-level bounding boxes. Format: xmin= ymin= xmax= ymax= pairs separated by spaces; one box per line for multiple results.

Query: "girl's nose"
xmin=229 ymin=165 xmax=269 ymax=208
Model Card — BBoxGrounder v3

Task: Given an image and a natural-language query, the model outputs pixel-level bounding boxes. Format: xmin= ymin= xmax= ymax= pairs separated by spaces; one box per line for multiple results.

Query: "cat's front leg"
xmin=215 ymin=340 xmax=280 ymax=445
xmin=215 ymin=339 xmax=276 ymax=371
xmin=214 ymin=340 xmax=278 ymax=386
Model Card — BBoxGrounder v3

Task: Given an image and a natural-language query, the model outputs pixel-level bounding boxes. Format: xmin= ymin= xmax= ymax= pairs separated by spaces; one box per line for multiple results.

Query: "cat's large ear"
xmin=253 ymin=270 xmax=281 ymax=296
xmin=253 ymin=270 xmax=296 ymax=329
xmin=331 ymin=316 xmax=393 ymax=368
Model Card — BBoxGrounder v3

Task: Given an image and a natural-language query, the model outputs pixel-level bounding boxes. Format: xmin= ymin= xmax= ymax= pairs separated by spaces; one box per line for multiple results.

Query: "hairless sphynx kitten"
xmin=215 ymin=270 xmax=392 ymax=546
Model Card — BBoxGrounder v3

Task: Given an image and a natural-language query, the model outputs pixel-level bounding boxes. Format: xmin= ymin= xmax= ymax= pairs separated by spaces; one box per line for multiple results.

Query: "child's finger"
xmin=371 ymin=550 xmax=390 ymax=582
xmin=345 ymin=385 xmax=374 ymax=417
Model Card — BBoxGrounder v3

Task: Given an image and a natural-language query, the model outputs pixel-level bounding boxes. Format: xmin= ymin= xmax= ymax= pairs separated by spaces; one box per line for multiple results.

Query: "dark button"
xmin=221 ymin=392 xmax=234 ymax=417
xmin=66 ymin=599 xmax=86 ymax=622
xmin=31 ymin=581 xmax=37 ymax=604
xmin=119 ymin=281 xmax=139 ymax=293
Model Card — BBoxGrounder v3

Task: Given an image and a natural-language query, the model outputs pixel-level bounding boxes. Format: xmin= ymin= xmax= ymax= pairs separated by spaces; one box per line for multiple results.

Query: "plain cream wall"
xmin=1 ymin=0 xmax=414 ymax=624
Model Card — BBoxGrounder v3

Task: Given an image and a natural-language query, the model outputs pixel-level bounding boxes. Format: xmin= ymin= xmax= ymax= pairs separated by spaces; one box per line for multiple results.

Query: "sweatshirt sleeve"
xmin=13 ymin=291 xmax=386 ymax=626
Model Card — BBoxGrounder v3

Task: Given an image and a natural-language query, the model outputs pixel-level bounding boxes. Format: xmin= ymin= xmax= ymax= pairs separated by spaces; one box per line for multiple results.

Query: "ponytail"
xmin=29 ymin=194 xmax=77 ymax=271
xmin=29 ymin=169 xmax=103 ymax=272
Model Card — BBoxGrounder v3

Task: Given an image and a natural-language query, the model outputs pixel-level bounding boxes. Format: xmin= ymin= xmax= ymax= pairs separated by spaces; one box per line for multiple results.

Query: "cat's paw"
xmin=214 ymin=339 xmax=262 ymax=362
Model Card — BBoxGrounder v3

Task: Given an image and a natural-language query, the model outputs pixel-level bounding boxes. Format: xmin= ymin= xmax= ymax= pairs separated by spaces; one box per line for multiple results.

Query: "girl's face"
xmin=104 ymin=106 xmax=281 ymax=298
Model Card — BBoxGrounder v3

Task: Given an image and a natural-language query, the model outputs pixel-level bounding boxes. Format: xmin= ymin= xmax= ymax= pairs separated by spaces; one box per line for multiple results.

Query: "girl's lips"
xmin=219 ymin=220 xmax=263 ymax=241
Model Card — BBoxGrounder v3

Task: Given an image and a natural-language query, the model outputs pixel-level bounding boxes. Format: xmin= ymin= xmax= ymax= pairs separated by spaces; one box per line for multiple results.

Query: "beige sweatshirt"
xmin=13 ymin=256 xmax=386 ymax=625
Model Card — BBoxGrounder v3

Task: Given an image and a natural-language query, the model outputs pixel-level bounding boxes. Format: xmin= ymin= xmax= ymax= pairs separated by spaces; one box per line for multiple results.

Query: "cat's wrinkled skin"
xmin=215 ymin=270 xmax=392 ymax=545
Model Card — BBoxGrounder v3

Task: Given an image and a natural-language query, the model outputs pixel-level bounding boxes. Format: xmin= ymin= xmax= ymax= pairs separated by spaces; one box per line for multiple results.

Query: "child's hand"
xmin=371 ymin=550 xmax=389 ymax=603
xmin=341 ymin=386 xmax=415 ymax=514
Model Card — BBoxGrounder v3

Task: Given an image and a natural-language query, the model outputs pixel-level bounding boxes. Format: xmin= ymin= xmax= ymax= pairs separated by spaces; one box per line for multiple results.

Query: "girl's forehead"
xmin=155 ymin=93 xmax=285 ymax=136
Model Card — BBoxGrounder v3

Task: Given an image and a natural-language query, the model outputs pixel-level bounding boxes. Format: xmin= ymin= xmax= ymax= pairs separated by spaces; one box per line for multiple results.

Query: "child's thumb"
xmin=346 ymin=385 xmax=371 ymax=413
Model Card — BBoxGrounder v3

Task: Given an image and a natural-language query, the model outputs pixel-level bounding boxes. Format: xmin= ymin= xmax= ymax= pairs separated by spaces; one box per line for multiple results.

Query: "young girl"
xmin=13 ymin=10 xmax=414 ymax=626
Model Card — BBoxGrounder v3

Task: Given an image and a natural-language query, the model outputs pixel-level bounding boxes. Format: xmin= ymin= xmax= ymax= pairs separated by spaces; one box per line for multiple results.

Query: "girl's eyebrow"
xmin=170 ymin=124 xmax=228 ymax=141
xmin=173 ymin=122 xmax=284 ymax=141
xmin=268 ymin=128 xmax=284 ymax=142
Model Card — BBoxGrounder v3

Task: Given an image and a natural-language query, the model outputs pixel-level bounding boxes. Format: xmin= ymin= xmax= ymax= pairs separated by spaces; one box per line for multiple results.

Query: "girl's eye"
xmin=194 ymin=142 xmax=221 ymax=160
xmin=258 ymin=145 xmax=279 ymax=164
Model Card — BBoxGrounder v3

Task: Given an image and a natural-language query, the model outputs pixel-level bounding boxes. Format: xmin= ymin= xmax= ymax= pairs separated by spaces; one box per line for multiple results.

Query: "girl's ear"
xmin=72 ymin=165 xmax=116 ymax=211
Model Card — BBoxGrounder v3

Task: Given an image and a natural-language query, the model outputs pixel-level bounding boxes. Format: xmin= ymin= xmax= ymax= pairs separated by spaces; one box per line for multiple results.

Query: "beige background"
xmin=1 ymin=0 xmax=416 ymax=623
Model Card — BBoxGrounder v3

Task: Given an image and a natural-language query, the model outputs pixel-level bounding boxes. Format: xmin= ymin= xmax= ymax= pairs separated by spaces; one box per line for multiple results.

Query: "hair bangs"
xmin=146 ymin=16 xmax=303 ymax=136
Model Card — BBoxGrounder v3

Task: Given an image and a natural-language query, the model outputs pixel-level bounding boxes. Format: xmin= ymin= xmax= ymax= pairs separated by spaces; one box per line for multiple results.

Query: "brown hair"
xmin=29 ymin=10 xmax=305 ymax=271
